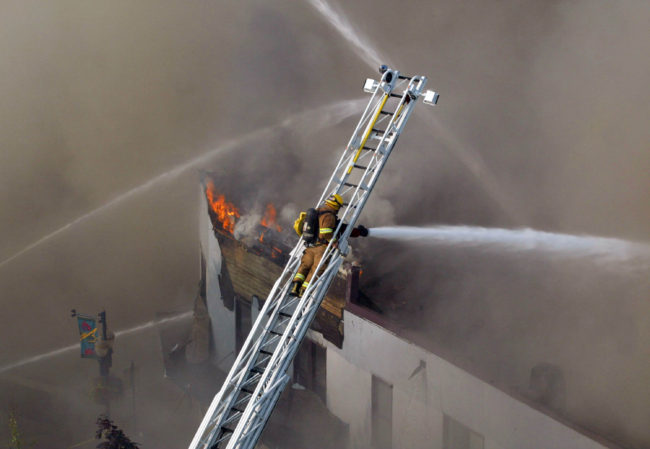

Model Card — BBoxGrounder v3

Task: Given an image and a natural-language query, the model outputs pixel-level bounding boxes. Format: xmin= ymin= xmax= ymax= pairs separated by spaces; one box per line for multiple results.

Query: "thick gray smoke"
xmin=308 ymin=1 xmax=650 ymax=447
xmin=1 ymin=0 xmax=649 ymax=448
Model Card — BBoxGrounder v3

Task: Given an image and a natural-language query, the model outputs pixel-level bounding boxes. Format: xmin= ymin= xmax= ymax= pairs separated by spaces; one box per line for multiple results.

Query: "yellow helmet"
xmin=325 ymin=193 xmax=344 ymax=210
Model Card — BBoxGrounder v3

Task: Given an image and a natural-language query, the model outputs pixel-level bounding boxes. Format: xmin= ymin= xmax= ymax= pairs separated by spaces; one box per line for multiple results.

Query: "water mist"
xmin=368 ymin=225 xmax=650 ymax=269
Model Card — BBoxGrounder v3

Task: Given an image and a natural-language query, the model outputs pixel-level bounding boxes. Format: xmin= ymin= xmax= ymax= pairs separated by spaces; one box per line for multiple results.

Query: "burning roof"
xmin=203 ymin=176 xmax=290 ymax=264
xmin=205 ymin=180 xmax=240 ymax=234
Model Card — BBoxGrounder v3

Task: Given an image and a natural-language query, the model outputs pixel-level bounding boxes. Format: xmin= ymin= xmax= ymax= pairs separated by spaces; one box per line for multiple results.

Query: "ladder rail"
xmin=188 ymin=256 xmax=300 ymax=448
xmin=336 ymin=77 xmax=428 ymax=252
xmin=189 ymin=66 xmax=435 ymax=449
xmin=315 ymin=69 xmax=395 ymax=208
xmin=228 ymin=257 xmax=343 ymax=448
xmin=225 ymin=73 xmax=422 ymax=447
xmin=319 ymin=74 xmax=412 ymax=214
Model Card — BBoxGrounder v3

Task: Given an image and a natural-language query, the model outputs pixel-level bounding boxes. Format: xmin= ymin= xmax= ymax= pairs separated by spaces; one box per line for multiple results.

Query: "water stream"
xmin=306 ymin=0 xmax=524 ymax=222
xmin=369 ymin=225 xmax=650 ymax=268
xmin=307 ymin=0 xmax=384 ymax=68
xmin=0 ymin=311 xmax=192 ymax=375
xmin=0 ymin=98 xmax=366 ymax=270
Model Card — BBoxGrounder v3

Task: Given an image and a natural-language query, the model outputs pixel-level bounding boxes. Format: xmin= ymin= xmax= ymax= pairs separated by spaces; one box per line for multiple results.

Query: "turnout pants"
xmin=294 ymin=244 xmax=328 ymax=289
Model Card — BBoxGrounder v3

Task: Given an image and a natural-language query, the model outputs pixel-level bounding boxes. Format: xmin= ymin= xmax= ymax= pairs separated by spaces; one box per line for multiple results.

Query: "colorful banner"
xmin=77 ymin=315 xmax=98 ymax=358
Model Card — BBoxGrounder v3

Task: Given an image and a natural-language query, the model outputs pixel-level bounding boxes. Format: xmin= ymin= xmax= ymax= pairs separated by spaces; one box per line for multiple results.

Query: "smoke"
xmin=0 ymin=2 xmax=366 ymax=448
xmin=359 ymin=229 xmax=650 ymax=446
xmin=309 ymin=1 xmax=650 ymax=446
xmin=0 ymin=98 xmax=366 ymax=270
xmin=307 ymin=0 xmax=527 ymax=224
xmin=1 ymin=0 xmax=649 ymax=448
xmin=280 ymin=203 xmax=300 ymax=226
xmin=234 ymin=211 xmax=262 ymax=242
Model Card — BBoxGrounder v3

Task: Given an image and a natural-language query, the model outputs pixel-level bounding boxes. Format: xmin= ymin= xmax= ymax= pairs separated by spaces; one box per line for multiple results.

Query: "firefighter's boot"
xmin=290 ymin=281 xmax=302 ymax=297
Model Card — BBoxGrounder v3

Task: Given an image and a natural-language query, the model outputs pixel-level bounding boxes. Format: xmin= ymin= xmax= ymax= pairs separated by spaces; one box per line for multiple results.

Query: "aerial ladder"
xmin=189 ymin=65 xmax=439 ymax=449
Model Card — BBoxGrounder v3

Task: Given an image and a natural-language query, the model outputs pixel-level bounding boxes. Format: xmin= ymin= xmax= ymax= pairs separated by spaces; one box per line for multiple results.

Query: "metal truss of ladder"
xmin=189 ymin=66 xmax=438 ymax=449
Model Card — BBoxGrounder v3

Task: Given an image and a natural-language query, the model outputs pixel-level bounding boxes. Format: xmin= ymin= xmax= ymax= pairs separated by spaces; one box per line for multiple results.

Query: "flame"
xmin=271 ymin=246 xmax=283 ymax=259
xmin=260 ymin=204 xmax=282 ymax=233
xmin=205 ymin=180 xmax=240 ymax=234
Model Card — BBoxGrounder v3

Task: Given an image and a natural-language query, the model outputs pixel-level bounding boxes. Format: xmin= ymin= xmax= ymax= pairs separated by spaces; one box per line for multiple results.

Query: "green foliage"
xmin=7 ymin=410 xmax=23 ymax=449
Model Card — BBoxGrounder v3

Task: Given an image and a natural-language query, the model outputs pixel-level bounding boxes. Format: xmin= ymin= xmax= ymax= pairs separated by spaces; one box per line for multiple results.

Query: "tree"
xmin=95 ymin=416 xmax=139 ymax=449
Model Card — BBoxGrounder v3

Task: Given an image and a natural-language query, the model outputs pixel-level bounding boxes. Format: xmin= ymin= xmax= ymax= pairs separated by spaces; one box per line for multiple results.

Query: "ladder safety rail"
xmin=189 ymin=66 xmax=438 ymax=449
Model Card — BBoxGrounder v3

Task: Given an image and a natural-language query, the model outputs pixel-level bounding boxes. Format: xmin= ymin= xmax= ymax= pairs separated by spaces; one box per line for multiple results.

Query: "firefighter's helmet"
xmin=325 ymin=193 xmax=344 ymax=210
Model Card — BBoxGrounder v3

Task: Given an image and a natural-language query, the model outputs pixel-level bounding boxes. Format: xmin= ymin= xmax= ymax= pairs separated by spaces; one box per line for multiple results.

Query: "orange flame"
xmin=205 ymin=180 xmax=240 ymax=234
xmin=260 ymin=203 xmax=282 ymax=233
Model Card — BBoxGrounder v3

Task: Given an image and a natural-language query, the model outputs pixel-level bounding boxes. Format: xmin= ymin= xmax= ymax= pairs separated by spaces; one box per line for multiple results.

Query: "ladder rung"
xmin=362 ymin=146 xmax=376 ymax=151
xmin=251 ymin=367 xmax=264 ymax=374
xmin=222 ymin=411 xmax=242 ymax=427
xmin=353 ymin=164 xmax=368 ymax=170
xmin=234 ymin=395 xmax=251 ymax=410
xmin=372 ymin=128 xmax=393 ymax=138
xmin=214 ymin=433 xmax=231 ymax=447
xmin=260 ymin=349 xmax=273 ymax=356
xmin=398 ymin=75 xmax=412 ymax=80
xmin=241 ymin=387 xmax=255 ymax=395
xmin=379 ymin=110 xmax=394 ymax=115
xmin=221 ymin=427 xmax=234 ymax=434
xmin=344 ymin=182 xmax=366 ymax=190
xmin=232 ymin=406 xmax=244 ymax=413
xmin=261 ymin=334 xmax=279 ymax=346
xmin=390 ymin=93 xmax=403 ymax=98
xmin=279 ymin=311 xmax=292 ymax=318
xmin=270 ymin=330 xmax=283 ymax=336
xmin=240 ymin=372 xmax=261 ymax=390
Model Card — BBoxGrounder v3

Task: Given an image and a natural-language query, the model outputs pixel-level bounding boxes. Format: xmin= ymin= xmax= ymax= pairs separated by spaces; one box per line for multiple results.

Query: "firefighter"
xmin=291 ymin=193 xmax=368 ymax=296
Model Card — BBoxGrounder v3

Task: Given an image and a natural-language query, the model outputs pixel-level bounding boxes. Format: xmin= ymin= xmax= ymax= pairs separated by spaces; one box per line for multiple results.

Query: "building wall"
xmin=201 ymin=202 xmax=610 ymax=449
xmin=199 ymin=190 xmax=235 ymax=370
xmin=327 ymin=311 xmax=609 ymax=449
xmin=326 ymin=350 xmax=372 ymax=448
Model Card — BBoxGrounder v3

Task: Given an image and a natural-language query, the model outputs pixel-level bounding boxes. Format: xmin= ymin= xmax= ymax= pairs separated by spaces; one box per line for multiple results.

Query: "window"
xmin=443 ymin=415 xmax=484 ymax=449
xmin=371 ymin=375 xmax=393 ymax=449
xmin=235 ymin=298 xmax=252 ymax=353
xmin=200 ymin=252 xmax=206 ymax=299
xmin=294 ymin=340 xmax=327 ymax=404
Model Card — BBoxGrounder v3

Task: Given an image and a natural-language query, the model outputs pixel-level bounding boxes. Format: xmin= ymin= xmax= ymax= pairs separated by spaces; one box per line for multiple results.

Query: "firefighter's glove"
xmin=357 ymin=225 xmax=369 ymax=237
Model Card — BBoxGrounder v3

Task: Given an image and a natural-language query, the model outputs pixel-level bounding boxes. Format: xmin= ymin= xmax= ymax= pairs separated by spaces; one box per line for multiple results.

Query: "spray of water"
xmin=369 ymin=226 xmax=650 ymax=267
xmin=306 ymin=0 xmax=524 ymax=222
xmin=0 ymin=311 xmax=192 ymax=375
xmin=0 ymin=98 xmax=366 ymax=270
xmin=306 ymin=0 xmax=385 ymax=68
